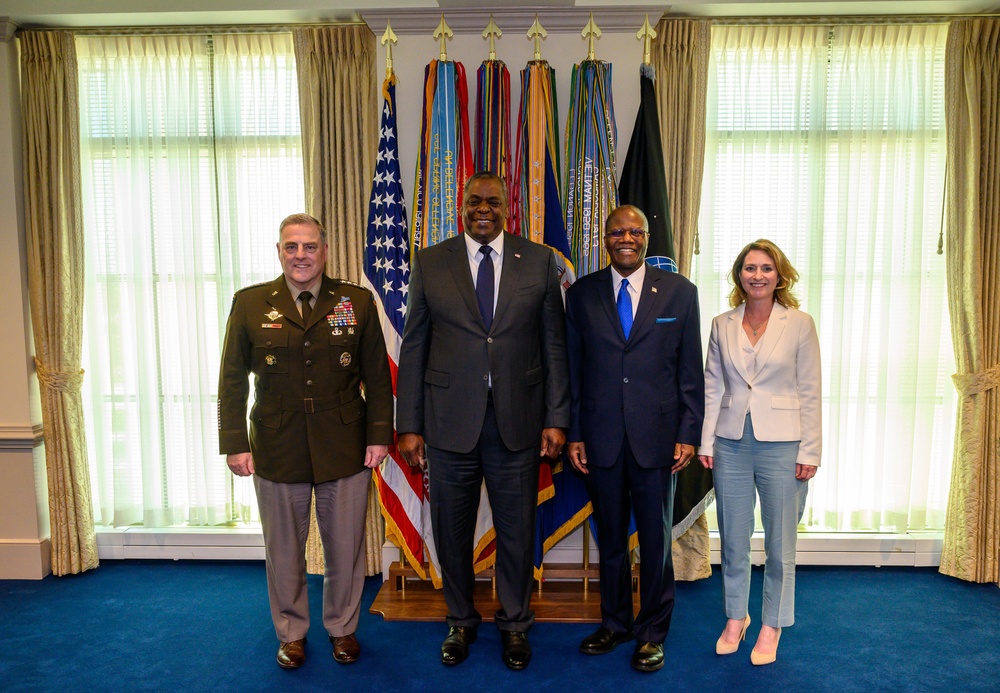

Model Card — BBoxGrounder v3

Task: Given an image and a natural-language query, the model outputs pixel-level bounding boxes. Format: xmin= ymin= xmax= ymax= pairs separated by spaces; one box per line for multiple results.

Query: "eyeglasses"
xmin=605 ymin=228 xmax=648 ymax=239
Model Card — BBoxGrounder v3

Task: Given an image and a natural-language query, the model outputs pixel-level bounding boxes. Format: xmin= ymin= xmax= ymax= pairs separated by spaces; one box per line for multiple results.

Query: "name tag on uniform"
xmin=261 ymin=323 xmax=283 ymax=328
xmin=656 ymin=318 xmax=677 ymax=323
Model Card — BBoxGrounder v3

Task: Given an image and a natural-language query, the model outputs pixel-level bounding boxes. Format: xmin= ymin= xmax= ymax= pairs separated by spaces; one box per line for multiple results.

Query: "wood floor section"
xmin=371 ymin=576 xmax=640 ymax=623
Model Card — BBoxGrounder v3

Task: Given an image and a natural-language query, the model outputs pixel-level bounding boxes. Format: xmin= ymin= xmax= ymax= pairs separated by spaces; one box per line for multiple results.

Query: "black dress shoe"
xmin=276 ymin=639 xmax=306 ymax=669
xmin=330 ymin=633 xmax=360 ymax=664
xmin=441 ymin=626 xmax=477 ymax=666
xmin=579 ymin=625 xmax=634 ymax=655
xmin=631 ymin=640 xmax=665 ymax=672
xmin=501 ymin=631 xmax=532 ymax=671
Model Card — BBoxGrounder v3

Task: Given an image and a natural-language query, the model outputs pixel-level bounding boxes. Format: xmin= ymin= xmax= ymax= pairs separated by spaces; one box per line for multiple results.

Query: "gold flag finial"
xmin=434 ymin=14 xmax=453 ymax=61
xmin=381 ymin=21 xmax=398 ymax=77
xmin=637 ymin=14 xmax=657 ymax=66
xmin=582 ymin=12 xmax=602 ymax=61
xmin=527 ymin=15 xmax=547 ymax=62
xmin=483 ymin=15 xmax=502 ymax=62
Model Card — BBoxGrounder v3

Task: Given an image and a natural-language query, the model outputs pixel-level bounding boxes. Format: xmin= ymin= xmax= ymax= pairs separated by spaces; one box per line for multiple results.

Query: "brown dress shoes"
xmin=331 ymin=633 xmax=361 ymax=664
xmin=276 ymin=639 xmax=306 ymax=669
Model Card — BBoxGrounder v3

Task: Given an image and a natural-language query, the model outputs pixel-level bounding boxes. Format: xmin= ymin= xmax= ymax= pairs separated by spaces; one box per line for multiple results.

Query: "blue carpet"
xmin=1 ymin=561 xmax=997 ymax=692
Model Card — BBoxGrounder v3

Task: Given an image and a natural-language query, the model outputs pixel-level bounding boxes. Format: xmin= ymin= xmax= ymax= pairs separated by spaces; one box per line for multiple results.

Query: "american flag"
xmin=365 ymin=79 xmax=438 ymax=581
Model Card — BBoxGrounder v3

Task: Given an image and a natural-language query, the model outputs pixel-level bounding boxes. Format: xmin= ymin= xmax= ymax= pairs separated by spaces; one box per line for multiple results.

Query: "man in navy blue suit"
xmin=566 ymin=204 xmax=704 ymax=672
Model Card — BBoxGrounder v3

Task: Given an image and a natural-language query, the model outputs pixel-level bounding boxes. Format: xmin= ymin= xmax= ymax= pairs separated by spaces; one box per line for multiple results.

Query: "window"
xmin=695 ymin=24 xmax=955 ymax=532
xmin=77 ymin=33 xmax=304 ymax=527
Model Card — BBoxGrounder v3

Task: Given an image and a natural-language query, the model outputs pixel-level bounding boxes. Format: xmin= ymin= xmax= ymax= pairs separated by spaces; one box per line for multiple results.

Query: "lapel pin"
xmin=651 ymin=287 xmax=658 ymax=293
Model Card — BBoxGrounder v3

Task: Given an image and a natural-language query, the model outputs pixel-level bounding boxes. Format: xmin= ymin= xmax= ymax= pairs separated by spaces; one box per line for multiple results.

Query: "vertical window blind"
xmin=695 ymin=24 xmax=955 ymax=533
xmin=77 ymin=33 xmax=304 ymax=527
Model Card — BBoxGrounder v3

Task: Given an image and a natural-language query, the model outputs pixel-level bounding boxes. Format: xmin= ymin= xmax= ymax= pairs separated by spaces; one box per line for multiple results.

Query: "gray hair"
xmin=279 ymin=213 xmax=327 ymax=243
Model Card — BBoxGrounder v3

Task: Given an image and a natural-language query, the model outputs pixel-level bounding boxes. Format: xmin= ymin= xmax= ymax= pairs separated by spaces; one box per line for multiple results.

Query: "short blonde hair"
xmin=728 ymin=239 xmax=800 ymax=309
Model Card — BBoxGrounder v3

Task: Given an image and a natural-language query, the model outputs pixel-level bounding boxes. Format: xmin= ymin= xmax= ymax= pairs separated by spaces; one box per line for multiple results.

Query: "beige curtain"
xmin=652 ymin=18 xmax=711 ymax=279
xmin=19 ymin=30 xmax=97 ymax=576
xmin=295 ymin=24 xmax=378 ymax=282
xmin=940 ymin=18 xmax=1000 ymax=585
xmin=652 ymin=18 xmax=713 ymax=581
xmin=293 ymin=25 xmax=382 ymax=576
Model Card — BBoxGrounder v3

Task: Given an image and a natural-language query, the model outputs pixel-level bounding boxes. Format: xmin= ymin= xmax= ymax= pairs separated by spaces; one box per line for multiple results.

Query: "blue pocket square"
xmin=656 ymin=317 xmax=677 ymax=323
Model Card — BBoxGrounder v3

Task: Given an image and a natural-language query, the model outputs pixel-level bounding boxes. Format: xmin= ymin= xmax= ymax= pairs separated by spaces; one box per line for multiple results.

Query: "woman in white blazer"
xmin=698 ymin=239 xmax=821 ymax=666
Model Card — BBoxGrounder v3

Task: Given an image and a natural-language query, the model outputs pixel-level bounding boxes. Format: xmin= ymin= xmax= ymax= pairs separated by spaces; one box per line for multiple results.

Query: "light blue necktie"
xmin=617 ymin=278 xmax=633 ymax=339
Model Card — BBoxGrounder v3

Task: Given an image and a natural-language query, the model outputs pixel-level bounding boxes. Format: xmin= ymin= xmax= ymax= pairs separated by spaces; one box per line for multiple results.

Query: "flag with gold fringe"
xmin=403 ymin=58 xmax=475 ymax=586
xmin=366 ymin=75 xmax=437 ymax=582
xmin=510 ymin=60 xmax=591 ymax=579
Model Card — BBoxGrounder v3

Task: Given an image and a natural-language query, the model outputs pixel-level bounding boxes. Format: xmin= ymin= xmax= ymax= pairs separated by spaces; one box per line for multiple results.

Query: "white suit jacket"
xmin=700 ymin=302 xmax=822 ymax=467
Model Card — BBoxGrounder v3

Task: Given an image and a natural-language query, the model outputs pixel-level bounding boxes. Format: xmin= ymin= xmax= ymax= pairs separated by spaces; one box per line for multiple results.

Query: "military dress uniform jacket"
xmin=218 ymin=274 xmax=394 ymax=483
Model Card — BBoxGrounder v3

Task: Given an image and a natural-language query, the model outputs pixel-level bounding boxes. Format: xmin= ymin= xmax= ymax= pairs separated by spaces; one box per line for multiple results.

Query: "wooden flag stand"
xmin=370 ymin=538 xmax=641 ymax=623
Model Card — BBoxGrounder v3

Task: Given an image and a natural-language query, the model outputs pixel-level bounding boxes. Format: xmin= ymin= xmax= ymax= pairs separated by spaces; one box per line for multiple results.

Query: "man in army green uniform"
xmin=218 ymin=213 xmax=393 ymax=669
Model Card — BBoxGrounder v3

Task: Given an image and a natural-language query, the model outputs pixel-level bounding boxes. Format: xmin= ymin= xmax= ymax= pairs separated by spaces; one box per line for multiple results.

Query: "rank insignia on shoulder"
xmin=265 ymin=355 xmax=277 ymax=366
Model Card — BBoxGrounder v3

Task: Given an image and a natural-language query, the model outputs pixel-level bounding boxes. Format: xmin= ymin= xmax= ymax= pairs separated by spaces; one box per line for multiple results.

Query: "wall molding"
xmin=1 ymin=19 xmax=17 ymax=42
xmin=360 ymin=7 xmax=669 ymax=36
xmin=0 ymin=423 xmax=44 ymax=450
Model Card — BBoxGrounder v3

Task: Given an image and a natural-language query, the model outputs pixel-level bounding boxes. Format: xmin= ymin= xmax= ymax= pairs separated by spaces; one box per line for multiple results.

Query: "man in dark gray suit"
xmin=396 ymin=171 xmax=570 ymax=671
xmin=566 ymin=204 xmax=704 ymax=673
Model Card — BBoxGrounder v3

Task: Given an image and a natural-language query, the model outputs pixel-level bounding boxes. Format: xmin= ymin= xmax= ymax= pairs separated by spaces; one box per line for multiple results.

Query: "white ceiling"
xmin=3 ymin=0 xmax=999 ymax=29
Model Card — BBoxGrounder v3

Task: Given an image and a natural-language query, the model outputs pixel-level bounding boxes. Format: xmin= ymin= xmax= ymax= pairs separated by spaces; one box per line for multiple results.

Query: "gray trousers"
xmin=713 ymin=414 xmax=808 ymax=628
xmin=254 ymin=470 xmax=370 ymax=642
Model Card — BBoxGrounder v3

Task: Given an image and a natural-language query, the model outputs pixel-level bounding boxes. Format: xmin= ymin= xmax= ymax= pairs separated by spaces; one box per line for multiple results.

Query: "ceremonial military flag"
xmin=620 ymin=64 xmax=713 ymax=535
xmin=564 ymin=60 xmax=619 ymax=277
xmin=409 ymin=58 xmax=497 ymax=583
xmin=509 ymin=60 xmax=590 ymax=578
xmin=511 ymin=61 xmax=576 ymax=290
xmin=619 ymin=63 xmax=677 ymax=268
xmin=410 ymin=59 xmax=473 ymax=253
xmin=474 ymin=59 xmax=511 ymax=182
xmin=367 ymin=77 xmax=437 ymax=581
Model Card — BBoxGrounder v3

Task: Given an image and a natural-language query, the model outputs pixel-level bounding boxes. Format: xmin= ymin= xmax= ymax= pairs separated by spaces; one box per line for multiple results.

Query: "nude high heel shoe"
xmin=715 ymin=616 xmax=751 ymax=655
xmin=750 ymin=628 xmax=781 ymax=665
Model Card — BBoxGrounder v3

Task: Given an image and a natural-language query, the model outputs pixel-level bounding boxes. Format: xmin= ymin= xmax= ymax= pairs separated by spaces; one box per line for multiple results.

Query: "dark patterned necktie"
xmin=476 ymin=246 xmax=494 ymax=330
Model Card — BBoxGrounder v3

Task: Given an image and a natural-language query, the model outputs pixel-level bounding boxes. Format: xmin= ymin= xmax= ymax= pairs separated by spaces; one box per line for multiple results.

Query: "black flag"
xmin=619 ymin=64 xmax=676 ymax=265
xmin=621 ymin=65 xmax=714 ymax=533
